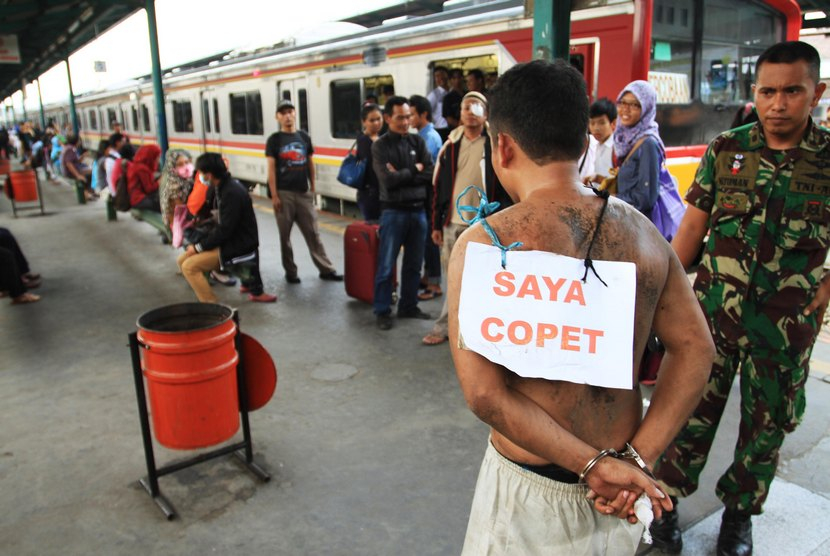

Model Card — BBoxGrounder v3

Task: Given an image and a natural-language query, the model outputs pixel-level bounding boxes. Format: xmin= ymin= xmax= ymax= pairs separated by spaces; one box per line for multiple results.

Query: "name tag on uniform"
xmin=458 ymin=242 xmax=636 ymax=390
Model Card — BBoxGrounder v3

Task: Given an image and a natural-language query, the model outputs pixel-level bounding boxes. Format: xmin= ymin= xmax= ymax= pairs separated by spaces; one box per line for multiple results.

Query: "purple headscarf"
xmin=614 ymin=80 xmax=665 ymax=159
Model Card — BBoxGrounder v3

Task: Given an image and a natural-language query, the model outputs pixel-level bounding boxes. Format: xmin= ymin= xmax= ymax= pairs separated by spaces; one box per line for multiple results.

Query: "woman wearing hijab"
xmin=159 ymin=149 xmax=194 ymax=228
xmin=613 ymin=80 xmax=665 ymax=218
xmin=128 ymin=144 xmax=162 ymax=212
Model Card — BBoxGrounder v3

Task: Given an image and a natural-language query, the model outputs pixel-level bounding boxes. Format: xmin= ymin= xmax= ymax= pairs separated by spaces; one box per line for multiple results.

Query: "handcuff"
xmin=578 ymin=443 xmax=656 ymax=483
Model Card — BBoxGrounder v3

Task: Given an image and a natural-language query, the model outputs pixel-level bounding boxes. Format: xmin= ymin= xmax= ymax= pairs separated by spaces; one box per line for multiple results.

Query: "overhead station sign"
xmin=0 ymin=35 xmax=21 ymax=64
xmin=458 ymin=242 xmax=637 ymax=390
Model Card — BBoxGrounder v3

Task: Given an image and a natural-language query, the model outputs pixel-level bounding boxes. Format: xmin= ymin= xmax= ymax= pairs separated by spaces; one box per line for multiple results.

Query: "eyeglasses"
xmin=616 ymin=100 xmax=642 ymax=111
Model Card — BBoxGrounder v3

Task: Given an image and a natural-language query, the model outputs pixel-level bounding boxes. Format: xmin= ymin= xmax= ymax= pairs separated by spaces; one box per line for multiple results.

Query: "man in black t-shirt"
xmin=265 ymin=100 xmax=341 ymax=284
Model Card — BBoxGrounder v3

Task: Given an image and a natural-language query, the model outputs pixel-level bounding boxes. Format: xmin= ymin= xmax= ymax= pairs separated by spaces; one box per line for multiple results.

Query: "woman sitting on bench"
xmin=128 ymin=144 xmax=161 ymax=212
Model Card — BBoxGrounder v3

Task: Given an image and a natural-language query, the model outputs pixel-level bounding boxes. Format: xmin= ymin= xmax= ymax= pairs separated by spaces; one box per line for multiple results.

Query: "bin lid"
xmin=241 ymin=333 xmax=277 ymax=411
xmin=137 ymin=303 xmax=233 ymax=333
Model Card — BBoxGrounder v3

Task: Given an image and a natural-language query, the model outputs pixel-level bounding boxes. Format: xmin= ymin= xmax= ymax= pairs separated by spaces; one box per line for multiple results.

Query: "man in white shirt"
xmin=428 ymin=66 xmax=449 ymax=139
xmin=104 ymin=133 xmax=125 ymax=194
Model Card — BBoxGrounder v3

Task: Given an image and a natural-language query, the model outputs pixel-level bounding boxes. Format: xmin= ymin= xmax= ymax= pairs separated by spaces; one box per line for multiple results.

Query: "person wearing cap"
xmin=265 ymin=99 xmax=342 ymax=284
xmin=422 ymin=91 xmax=511 ymax=345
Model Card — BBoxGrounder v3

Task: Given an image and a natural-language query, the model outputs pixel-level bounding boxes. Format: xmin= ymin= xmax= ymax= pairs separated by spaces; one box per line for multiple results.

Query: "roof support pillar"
xmin=36 ymin=79 xmax=46 ymax=130
xmin=21 ymin=84 xmax=28 ymax=123
xmin=65 ymin=58 xmax=79 ymax=137
xmin=145 ymin=0 xmax=168 ymax=158
xmin=531 ymin=0 xmax=571 ymax=61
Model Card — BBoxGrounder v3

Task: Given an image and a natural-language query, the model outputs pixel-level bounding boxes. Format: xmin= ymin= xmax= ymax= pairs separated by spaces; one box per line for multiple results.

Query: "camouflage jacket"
xmin=686 ymin=120 xmax=830 ymax=349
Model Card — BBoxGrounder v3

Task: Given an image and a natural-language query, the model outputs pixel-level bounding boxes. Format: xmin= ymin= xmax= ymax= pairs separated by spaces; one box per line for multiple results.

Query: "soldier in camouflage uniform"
xmin=650 ymin=41 xmax=830 ymax=556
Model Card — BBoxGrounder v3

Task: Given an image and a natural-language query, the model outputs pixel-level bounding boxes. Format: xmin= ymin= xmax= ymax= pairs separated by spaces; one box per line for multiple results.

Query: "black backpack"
xmin=113 ymin=159 xmax=131 ymax=212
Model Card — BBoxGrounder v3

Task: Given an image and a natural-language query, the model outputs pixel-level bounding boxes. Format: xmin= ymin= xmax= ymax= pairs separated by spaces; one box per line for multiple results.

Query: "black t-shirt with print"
xmin=265 ymin=130 xmax=314 ymax=193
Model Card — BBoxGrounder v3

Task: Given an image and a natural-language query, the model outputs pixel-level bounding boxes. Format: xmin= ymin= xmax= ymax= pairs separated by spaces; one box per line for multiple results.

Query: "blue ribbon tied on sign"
xmin=455 ymin=185 xmax=523 ymax=268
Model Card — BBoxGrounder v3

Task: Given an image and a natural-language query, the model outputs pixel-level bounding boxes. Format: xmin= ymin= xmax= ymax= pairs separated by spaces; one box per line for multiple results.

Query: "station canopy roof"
xmin=0 ymin=0 xmax=141 ymax=100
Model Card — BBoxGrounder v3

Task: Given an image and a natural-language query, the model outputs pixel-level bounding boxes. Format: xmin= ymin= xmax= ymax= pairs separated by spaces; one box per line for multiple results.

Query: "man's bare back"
xmin=455 ymin=187 xmax=676 ymax=465
xmin=452 ymin=61 xmax=712 ymax=547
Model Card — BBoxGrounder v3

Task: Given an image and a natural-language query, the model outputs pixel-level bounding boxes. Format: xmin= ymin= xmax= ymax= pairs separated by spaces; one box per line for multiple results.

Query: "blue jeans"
xmin=374 ymin=209 xmax=428 ymax=315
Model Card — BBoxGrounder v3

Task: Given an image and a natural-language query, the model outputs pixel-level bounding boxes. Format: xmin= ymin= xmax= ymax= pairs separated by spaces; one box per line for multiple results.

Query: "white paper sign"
xmin=458 ymin=242 xmax=637 ymax=390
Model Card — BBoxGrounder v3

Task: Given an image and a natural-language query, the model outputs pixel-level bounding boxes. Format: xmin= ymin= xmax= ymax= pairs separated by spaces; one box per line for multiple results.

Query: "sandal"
xmin=422 ymin=333 xmax=448 ymax=346
xmin=11 ymin=292 xmax=40 ymax=304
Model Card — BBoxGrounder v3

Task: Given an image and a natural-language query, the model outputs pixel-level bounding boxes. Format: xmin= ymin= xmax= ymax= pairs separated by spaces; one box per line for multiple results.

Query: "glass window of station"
xmin=650 ymin=0 xmax=784 ymax=105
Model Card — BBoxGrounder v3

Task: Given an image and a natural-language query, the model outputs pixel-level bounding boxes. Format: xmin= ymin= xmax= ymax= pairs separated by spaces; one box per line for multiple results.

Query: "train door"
xmin=199 ymin=89 xmax=222 ymax=156
xmin=276 ymin=78 xmax=310 ymax=133
xmin=569 ymin=40 xmax=598 ymax=101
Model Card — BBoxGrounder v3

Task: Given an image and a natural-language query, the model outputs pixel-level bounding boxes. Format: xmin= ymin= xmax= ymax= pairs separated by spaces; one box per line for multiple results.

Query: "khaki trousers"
xmin=429 ymin=222 xmax=467 ymax=337
xmin=177 ymin=248 xmax=221 ymax=303
xmin=275 ymin=190 xmax=336 ymax=278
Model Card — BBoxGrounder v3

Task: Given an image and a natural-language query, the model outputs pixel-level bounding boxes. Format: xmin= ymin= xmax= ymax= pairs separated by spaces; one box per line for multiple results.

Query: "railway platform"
xmin=1 ymin=176 xmax=829 ymax=555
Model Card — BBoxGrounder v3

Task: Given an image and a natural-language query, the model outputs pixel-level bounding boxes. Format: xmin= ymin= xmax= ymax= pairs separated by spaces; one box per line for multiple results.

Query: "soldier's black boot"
xmin=716 ymin=508 xmax=752 ymax=556
xmin=649 ymin=496 xmax=682 ymax=554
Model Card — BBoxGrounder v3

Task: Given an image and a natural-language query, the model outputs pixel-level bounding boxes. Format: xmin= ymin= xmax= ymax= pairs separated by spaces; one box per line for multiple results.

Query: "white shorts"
xmin=461 ymin=441 xmax=643 ymax=556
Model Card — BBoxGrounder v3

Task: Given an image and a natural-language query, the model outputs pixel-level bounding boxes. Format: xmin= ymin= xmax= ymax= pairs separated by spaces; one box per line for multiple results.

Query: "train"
xmin=42 ymin=0 xmax=801 ymax=213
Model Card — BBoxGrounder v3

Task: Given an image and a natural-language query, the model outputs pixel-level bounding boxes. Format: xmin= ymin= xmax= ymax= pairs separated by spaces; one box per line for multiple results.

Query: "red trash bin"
xmin=137 ymin=303 xmax=240 ymax=450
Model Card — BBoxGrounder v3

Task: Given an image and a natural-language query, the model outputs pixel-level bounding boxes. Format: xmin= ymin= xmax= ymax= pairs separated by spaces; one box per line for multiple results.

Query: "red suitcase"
xmin=344 ymin=221 xmax=395 ymax=303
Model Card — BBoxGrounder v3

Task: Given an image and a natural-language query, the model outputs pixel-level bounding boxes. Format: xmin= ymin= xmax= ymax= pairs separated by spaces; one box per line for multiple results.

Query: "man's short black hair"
xmin=65 ymin=134 xmax=79 ymax=146
xmin=108 ymin=133 xmax=125 ymax=147
xmin=408 ymin=95 xmax=432 ymax=120
xmin=384 ymin=95 xmax=409 ymax=116
xmin=589 ymin=98 xmax=617 ymax=122
xmin=467 ymin=69 xmax=485 ymax=82
xmin=195 ymin=152 xmax=228 ymax=178
xmin=449 ymin=68 xmax=463 ymax=79
xmin=434 ymin=65 xmax=448 ymax=74
xmin=756 ymin=41 xmax=821 ymax=85
xmin=488 ymin=59 xmax=588 ymax=164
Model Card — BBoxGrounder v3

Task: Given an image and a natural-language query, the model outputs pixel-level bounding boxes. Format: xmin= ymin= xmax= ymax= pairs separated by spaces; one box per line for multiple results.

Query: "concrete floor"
xmin=1 ymin=177 xmax=829 ymax=555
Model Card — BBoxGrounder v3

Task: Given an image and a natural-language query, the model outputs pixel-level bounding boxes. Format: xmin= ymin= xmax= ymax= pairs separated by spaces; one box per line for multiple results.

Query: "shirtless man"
xmin=449 ymin=60 xmax=715 ymax=554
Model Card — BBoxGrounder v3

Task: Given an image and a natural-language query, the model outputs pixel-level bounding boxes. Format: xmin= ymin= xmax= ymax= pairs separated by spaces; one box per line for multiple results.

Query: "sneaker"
xmin=319 ymin=271 xmax=344 ymax=282
xmin=716 ymin=508 xmax=752 ymax=556
xmin=649 ymin=497 xmax=682 ymax=554
xmin=377 ymin=313 xmax=393 ymax=330
xmin=286 ymin=275 xmax=301 ymax=284
xmin=210 ymin=270 xmax=237 ymax=287
xmin=248 ymin=292 xmax=277 ymax=303
xmin=397 ymin=307 xmax=432 ymax=320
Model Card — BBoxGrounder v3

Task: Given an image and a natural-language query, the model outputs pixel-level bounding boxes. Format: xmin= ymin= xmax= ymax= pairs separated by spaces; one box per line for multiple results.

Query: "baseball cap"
xmin=277 ymin=99 xmax=295 ymax=112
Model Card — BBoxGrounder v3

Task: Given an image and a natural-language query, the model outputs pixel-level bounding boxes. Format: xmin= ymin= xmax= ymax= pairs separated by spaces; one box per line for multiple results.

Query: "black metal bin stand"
xmin=128 ymin=311 xmax=270 ymax=519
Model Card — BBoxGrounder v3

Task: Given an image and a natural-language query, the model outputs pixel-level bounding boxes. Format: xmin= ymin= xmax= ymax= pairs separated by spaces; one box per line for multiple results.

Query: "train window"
xmin=330 ymin=80 xmax=361 ymax=139
xmin=650 ymin=0 xmax=783 ymax=105
xmin=107 ymin=108 xmax=117 ymax=129
xmin=213 ymin=99 xmax=220 ymax=133
xmin=203 ymin=99 xmax=211 ymax=133
xmin=330 ymin=76 xmax=394 ymax=139
xmin=89 ymin=110 xmax=98 ymax=130
xmin=131 ymin=106 xmax=138 ymax=131
xmin=171 ymin=100 xmax=194 ymax=133
xmin=699 ymin=1 xmax=781 ymax=105
xmin=298 ymin=88 xmax=309 ymax=132
xmin=229 ymin=91 xmax=263 ymax=135
xmin=142 ymin=104 xmax=151 ymax=132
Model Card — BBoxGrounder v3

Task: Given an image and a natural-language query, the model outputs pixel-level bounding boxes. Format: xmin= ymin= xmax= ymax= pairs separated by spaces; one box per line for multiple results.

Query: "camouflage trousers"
xmin=654 ymin=340 xmax=809 ymax=515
